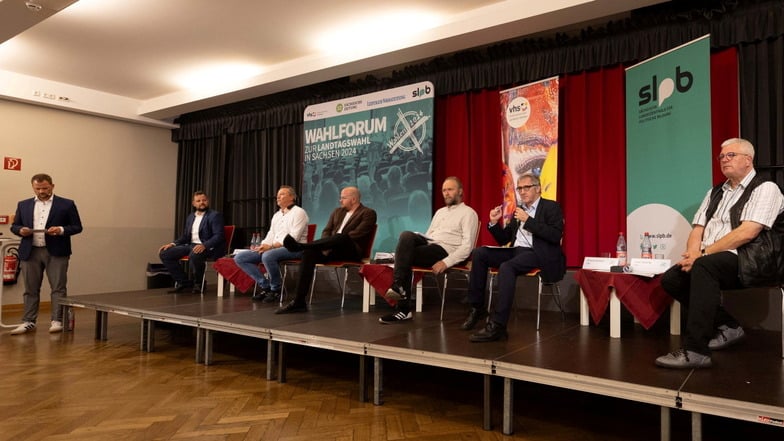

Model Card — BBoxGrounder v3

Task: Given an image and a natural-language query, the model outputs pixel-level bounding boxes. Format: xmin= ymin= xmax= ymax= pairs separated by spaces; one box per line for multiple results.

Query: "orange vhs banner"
xmin=499 ymin=77 xmax=559 ymax=225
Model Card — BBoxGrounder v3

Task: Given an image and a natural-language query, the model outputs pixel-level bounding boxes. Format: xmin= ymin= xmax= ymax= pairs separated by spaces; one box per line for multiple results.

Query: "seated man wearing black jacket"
xmin=464 ymin=173 xmax=565 ymax=342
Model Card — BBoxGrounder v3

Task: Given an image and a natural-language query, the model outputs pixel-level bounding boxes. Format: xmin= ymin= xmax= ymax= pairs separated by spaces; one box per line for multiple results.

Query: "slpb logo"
xmin=4 ymin=157 xmax=21 ymax=171
xmin=638 ymin=66 xmax=693 ymax=107
xmin=412 ymin=84 xmax=431 ymax=98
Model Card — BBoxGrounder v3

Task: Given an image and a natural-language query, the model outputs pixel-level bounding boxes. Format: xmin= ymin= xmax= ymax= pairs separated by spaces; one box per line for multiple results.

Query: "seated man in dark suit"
xmin=279 ymin=186 xmax=377 ymax=313
xmin=464 ymin=173 xmax=565 ymax=342
xmin=159 ymin=191 xmax=226 ymax=293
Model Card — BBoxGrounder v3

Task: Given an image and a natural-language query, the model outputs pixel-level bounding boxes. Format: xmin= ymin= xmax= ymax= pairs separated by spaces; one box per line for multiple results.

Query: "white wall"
xmin=0 ymin=100 xmax=177 ymax=307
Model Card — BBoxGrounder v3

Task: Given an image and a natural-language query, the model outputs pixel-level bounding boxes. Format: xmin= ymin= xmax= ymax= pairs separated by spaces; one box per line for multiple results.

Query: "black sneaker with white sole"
xmin=379 ymin=310 xmax=412 ymax=324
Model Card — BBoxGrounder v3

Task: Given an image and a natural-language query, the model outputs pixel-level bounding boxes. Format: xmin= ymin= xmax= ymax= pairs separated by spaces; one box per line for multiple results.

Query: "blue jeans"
xmin=234 ymin=248 xmax=302 ymax=291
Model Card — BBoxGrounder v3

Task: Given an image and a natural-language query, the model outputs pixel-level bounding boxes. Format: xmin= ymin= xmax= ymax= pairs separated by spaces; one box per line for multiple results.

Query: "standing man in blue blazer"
xmin=159 ymin=191 xmax=225 ymax=293
xmin=463 ymin=173 xmax=565 ymax=342
xmin=10 ymin=173 xmax=83 ymax=335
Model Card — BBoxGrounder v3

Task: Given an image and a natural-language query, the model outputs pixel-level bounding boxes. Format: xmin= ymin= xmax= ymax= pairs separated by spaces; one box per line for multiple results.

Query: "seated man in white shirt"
xmin=235 ymin=186 xmax=309 ymax=303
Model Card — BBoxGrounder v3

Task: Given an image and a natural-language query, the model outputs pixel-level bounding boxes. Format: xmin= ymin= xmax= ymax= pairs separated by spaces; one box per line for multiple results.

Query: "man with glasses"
xmin=655 ymin=138 xmax=784 ymax=369
xmin=464 ymin=173 xmax=565 ymax=342
xmin=379 ymin=176 xmax=479 ymax=324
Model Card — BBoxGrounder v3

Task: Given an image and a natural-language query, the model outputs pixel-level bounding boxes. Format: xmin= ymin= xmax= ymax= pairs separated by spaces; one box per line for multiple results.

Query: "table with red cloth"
xmin=359 ymin=264 xmax=425 ymax=312
xmin=574 ymin=269 xmax=681 ymax=338
xmin=213 ymin=257 xmax=257 ymax=296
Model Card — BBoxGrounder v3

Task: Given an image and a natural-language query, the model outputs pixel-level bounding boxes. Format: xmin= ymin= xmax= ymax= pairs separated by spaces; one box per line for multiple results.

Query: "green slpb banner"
xmin=624 ymin=35 xmax=712 ymax=260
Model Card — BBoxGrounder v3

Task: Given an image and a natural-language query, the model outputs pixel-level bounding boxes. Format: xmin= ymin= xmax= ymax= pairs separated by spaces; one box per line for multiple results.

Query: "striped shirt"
xmin=693 ymin=170 xmax=784 ymax=252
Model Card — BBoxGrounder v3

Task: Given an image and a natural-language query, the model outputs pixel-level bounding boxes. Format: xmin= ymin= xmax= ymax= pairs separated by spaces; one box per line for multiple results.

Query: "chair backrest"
xmin=224 ymin=225 xmax=236 ymax=252
xmin=361 ymin=224 xmax=378 ymax=262
xmin=306 ymin=224 xmax=317 ymax=243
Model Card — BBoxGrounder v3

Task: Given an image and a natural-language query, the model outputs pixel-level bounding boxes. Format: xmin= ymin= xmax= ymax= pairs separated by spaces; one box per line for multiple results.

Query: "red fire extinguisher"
xmin=3 ymin=247 xmax=20 ymax=285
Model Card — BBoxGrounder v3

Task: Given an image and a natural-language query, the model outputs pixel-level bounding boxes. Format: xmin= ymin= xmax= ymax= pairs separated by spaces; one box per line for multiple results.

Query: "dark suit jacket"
xmin=488 ymin=198 xmax=565 ymax=282
xmin=11 ymin=195 xmax=83 ymax=260
xmin=321 ymin=204 xmax=377 ymax=257
xmin=174 ymin=209 xmax=226 ymax=258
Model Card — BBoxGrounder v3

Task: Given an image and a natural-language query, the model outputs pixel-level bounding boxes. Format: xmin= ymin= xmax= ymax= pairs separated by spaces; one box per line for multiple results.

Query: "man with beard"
xmin=10 ymin=173 xmax=83 ymax=335
xmin=380 ymin=176 xmax=479 ymax=324
xmin=159 ymin=191 xmax=225 ymax=293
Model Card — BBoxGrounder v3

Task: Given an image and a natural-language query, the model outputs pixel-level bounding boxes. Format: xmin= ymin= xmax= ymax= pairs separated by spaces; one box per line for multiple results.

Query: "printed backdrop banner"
xmin=303 ymin=81 xmax=434 ymax=255
xmin=625 ymin=35 xmax=712 ymax=261
xmin=499 ymin=77 xmax=559 ymax=225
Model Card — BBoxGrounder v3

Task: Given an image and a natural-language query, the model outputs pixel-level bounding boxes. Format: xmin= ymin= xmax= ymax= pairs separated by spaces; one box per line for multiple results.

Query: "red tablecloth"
xmin=212 ymin=257 xmax=256 ymax=293
xmin=359 ymin=264 xmax=424 ymax=307
xmin=574 ymin=269 xmax=673 ymax=329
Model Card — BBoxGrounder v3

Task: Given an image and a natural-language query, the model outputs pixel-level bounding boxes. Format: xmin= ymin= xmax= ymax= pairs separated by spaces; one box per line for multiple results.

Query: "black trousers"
xmin=467 ymin=246 xmax=540 ymax=326
xmin=659 ymin=251 xmax=743 ymax=355
xmin=292 ymin=234 xmax=361 ymax=303
xmin=392 ymin=231 xmax=448 ymax=298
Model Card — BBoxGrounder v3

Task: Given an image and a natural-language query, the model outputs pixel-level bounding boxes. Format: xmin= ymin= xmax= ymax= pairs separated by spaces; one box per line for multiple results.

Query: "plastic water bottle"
xmin=250 ymin=233 xmax=259 ymax=251
xmin=615 ymin=232 xmax=627 ymax=266
xmin=641 ymin=232 xmax=653 ymax=259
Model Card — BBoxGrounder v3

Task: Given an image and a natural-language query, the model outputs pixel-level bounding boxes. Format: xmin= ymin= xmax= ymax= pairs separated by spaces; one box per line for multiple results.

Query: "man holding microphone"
xmin=462 ymin=173 xmax=565 ymax=342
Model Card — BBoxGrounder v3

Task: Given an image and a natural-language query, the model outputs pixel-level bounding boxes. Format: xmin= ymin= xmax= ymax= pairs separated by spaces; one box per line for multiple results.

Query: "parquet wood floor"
xmin=0 ymin=307 xmax=779 ymax=440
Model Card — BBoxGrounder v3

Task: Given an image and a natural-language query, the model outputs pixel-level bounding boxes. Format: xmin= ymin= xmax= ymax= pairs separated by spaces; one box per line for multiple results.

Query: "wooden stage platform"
xmin=59 ymin=282 xmax=784 ymax=440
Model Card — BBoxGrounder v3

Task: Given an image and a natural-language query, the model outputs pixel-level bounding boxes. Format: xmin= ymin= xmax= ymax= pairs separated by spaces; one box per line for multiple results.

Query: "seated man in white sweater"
xmin=380 ymin=176 xmax=478 ymax=324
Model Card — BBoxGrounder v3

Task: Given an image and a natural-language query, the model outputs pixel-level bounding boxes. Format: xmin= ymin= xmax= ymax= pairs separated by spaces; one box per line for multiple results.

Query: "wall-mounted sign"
xmin=4 ymin=157 xmax=21 ymax=171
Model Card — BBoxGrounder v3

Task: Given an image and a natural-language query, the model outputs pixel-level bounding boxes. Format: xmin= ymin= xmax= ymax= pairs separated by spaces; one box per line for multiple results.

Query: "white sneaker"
xmin=10 ymin=322 xmax=36 ymax=335
xmin=49 ymin=320 xmax=64 ymax=333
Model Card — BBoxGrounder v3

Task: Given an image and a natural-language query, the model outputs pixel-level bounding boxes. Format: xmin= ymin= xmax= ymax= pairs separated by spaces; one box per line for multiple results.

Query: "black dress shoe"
xmin=192 ymin=282 xmax=204 ymax=293
xmin=262 ymin=290 xmax=282 ymax=303
xmin=251 ymin=288 xmax=268 ymax=301
xmin=469 ymin=321 xmax=508 ymax=342
xmin=460 ymin=307 xmax=488 ymax=331
xmin=168 ymin=282 xmax=192 ymax=293
xmin=274 ymin=300 xmax=307 ymax=314
xmin=282 ymin=235 xmax=303 ymax=252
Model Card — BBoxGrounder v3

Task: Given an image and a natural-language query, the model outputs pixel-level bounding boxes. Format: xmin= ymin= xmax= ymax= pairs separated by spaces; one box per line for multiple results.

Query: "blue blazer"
xmin=11 ymin=196 xmax=83 ymax=261
xmin=174 ymin=209 xmax=226 ymax=258
xmin=488 ymin=198 xmax=566 ymax=282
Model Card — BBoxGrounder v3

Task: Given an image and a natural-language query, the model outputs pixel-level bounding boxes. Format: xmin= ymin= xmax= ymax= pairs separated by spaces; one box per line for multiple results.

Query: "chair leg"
xmin=780 ymin=286 xmax=783 ymax=359
xmin=340 ymin=267 xmax=349 ymax=308
xmin=440 ymin=273 xmax=449 ymax=321
xmin=487 ymin=273 xmax=496 ymax=312
xmin=309 ymin=270 xmax=318 ymax=305
xmin=536 ymin=275 xmax=544 ymax=330
xmin=281 ymin=265 xmax=289 ymax=302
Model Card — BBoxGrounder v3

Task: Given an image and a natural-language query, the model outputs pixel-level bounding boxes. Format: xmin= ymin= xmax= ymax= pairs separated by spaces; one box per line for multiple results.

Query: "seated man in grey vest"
xmin=655 ymin=138 xmax=784 ymax=369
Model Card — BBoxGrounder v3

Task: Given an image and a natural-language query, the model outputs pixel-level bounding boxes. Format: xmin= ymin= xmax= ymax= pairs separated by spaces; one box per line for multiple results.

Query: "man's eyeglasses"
xmin=516 ymin=184 xmax=539 ymax=192
xmin=716 ymin=152 xmax=750 ymax=161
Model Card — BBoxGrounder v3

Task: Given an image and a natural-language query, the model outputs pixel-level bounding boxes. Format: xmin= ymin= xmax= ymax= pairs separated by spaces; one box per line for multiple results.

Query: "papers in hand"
xmin=373 ymin=252 xmax=395 ymax=264
xmin=230 ymin=248 xmax=251 ymax=256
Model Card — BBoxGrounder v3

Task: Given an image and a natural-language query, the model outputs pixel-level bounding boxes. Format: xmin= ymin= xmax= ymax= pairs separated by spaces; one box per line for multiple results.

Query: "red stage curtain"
xmin=434 ymin=90 xmax=502 ymax=247
xmin=710 ymin=47 xmax=740 ymax=184
xmin=561 ymin=66 xmax=627 ymax=267
xmin=432 ymin=50 xmax=738 ymax=267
